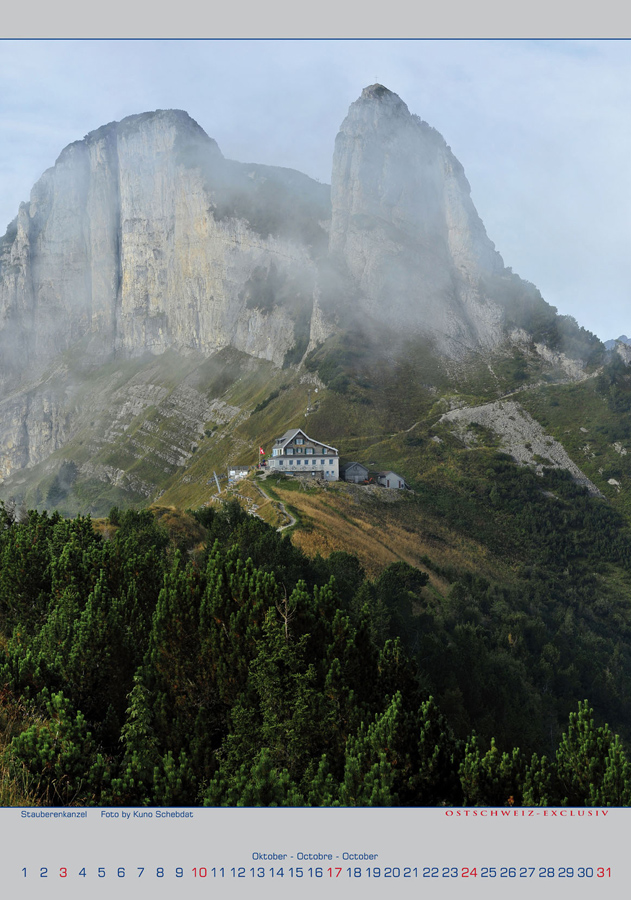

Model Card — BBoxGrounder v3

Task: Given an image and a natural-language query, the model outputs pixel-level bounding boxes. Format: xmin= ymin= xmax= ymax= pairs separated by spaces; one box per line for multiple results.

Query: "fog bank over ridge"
xmin=0 ymin=84 xmax=599 ymax=485
xmin=1 ymin=85 xmax=513 ymax=382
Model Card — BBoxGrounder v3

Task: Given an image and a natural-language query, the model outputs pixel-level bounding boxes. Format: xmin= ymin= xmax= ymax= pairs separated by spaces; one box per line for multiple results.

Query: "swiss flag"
xmin=259 ymin=447 xmax=265 ymax=455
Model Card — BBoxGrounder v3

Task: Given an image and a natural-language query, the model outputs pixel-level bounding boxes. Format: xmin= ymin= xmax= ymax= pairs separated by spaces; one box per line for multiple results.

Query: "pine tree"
xmin=204 ymin=748 xmax=302 ymax=807
xmin=5 ymin=691 xmax=108 ymax=805
xmin=338 ymin=693 xmax=405 ymax=807
xmin=554 ymin=700 xmax=631 ymax=805
xmin=412 ymin=695 xmax=462 ymax=805
xmin=459 ymin=735 xmax=524 ymax=807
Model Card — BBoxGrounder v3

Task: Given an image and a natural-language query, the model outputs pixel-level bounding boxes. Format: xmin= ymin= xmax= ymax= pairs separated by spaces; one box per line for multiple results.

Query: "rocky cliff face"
xmin=329 ymin=85 xmax=507 ymax=354
xmin=0 ymin=85 xmax=572 ymax=487
xmin=0 ymin=109 xmax=330 ymax=397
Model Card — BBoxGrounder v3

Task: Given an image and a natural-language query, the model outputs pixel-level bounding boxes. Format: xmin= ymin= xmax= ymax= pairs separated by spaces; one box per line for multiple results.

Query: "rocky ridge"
xmin=0 ymin=86 xmax=599 ymax=494
xmin=329 ymin=84 xmax=506 ymax=354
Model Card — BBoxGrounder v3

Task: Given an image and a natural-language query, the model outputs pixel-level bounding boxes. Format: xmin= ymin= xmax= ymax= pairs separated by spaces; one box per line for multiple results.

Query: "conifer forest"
xmin=2 ymin=489 xmax=631 ymax=808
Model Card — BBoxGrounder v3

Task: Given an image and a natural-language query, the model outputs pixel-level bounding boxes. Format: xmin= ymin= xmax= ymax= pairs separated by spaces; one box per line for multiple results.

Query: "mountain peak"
xmin=360 ymin=83 xmax=398 ymax=100
xmin=354 ymin=83 xmax=410 ymax=116
xmin=82 ymin=108 xmax=210 ymax=144
xmin=330 ymin=84 xmax=504 ymax=350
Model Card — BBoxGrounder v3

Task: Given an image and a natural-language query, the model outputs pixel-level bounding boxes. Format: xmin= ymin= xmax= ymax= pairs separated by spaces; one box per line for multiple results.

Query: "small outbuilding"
xmin=228 ymin=466 xmax=250 ymax=483
xmin=377 ymin=471 xmax=408 ymax=490
xmin=340 ymin=462 xmax=369 ymax=484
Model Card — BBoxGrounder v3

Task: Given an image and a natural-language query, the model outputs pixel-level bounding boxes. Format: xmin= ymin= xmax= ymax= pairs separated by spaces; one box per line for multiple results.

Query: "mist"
xmin=0 ymin=72 xmax=623 ymax=512
xmin=1 ymin=39 xmax=630 ymax=340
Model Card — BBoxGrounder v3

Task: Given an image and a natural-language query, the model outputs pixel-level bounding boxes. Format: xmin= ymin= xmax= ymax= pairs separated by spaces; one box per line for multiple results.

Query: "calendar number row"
xmin=22 ymin=867 xmax=213 ymax=879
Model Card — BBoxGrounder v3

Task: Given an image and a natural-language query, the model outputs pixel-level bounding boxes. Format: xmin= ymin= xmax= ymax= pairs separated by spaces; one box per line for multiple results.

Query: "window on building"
xmin=286 ymin=448 xmax=294 ymax=455
xmin=320 ymin=459 xmax=325 ymax=465
xmin=295 ymin=438 xmax=304 ymax=445
xmin=289 ymin=460 xmax=294 ymax=465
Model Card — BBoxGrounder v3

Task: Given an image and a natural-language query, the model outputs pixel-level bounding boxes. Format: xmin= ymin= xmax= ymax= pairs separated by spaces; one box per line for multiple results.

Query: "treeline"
xmin=0 ymin=500 xmax=631 ymax=806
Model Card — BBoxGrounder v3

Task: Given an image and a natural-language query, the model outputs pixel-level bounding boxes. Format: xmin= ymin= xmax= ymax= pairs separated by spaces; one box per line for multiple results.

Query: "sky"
xmin=1 ymin=38 xmax=630 ymax=342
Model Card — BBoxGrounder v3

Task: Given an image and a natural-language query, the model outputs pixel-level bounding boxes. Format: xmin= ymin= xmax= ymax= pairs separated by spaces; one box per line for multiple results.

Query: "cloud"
xmin=1 ymin=39 xmax=629 ymax=338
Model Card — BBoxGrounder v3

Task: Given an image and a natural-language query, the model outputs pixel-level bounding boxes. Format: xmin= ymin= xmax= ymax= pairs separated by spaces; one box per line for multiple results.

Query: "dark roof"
xmin=274 ymin=428 xmax=338 ymax=453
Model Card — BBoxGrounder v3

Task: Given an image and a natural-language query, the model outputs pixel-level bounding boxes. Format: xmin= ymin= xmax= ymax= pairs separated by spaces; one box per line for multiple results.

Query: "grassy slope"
xmin=4 ymin=330 xmax=631 ymax=593
xmin=262 ymin=475 xmax=501 ymax=587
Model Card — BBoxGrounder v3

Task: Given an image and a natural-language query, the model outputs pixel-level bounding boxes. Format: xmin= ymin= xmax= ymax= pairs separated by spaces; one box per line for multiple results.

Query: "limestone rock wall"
xmin=0 ymin=389 xmax=76 ymax=481
xmin=0 ymin=109 xmax=325 ymax=399
xmin=0 ymin=87 xmax=577 ymax=485
xmin=329 ymin=84 xmax=506 ymax=354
